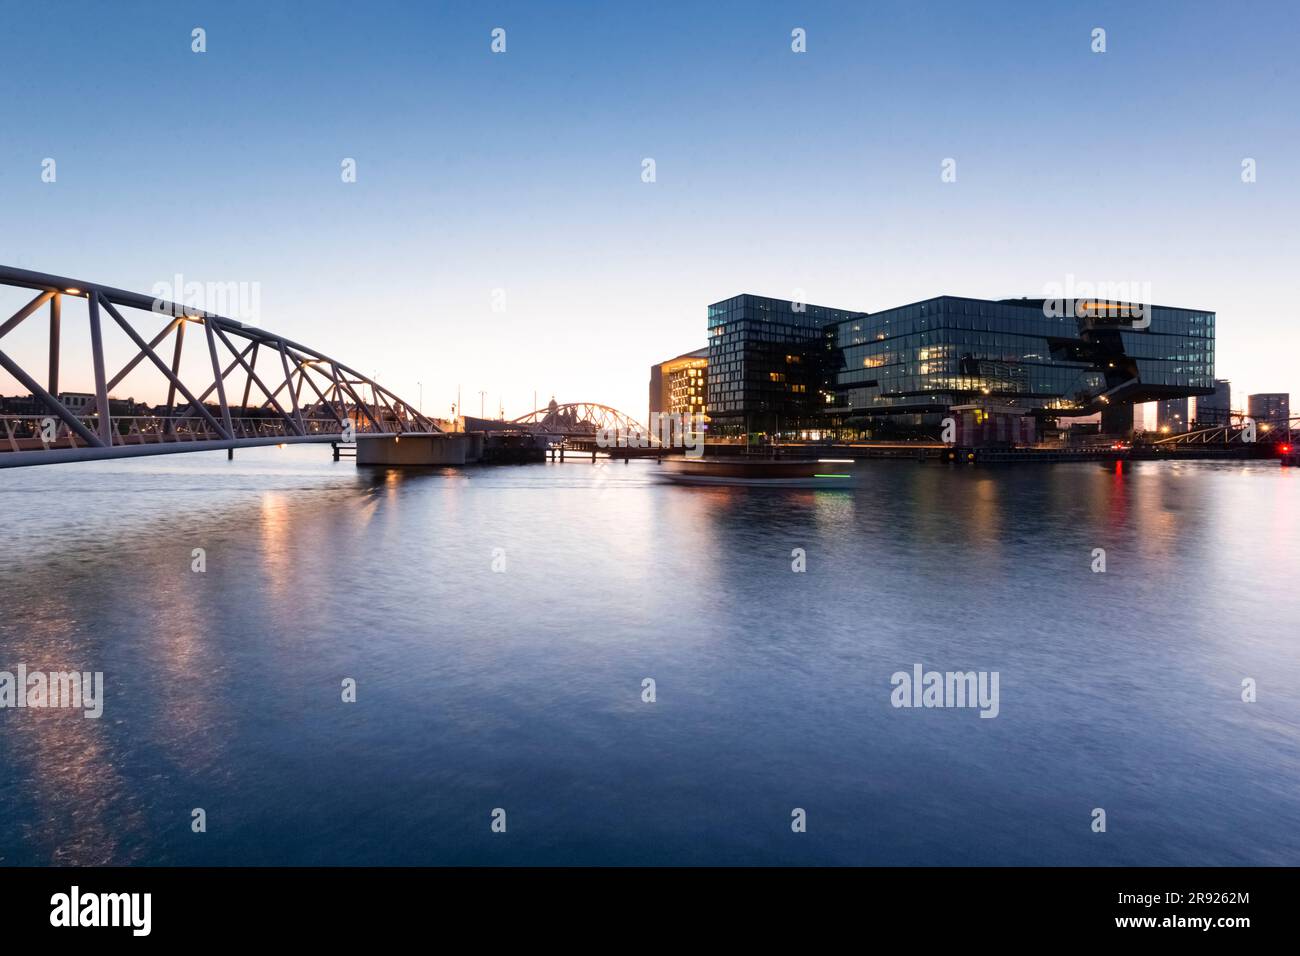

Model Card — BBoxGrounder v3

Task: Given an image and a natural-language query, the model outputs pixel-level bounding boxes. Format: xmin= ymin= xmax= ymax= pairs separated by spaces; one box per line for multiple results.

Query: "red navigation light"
xmin=1282 ymin=444 xmax=1293 ymax=454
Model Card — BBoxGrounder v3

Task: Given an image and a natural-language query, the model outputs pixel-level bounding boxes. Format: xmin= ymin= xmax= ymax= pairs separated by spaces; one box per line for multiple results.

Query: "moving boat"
xmin=657 ymin=456 xmax=854 ymax=489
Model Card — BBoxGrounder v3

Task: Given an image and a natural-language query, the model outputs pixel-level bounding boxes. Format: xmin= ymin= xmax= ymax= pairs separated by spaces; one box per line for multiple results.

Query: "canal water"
xmin=1 ymin=448 xmax=1297 ymax=865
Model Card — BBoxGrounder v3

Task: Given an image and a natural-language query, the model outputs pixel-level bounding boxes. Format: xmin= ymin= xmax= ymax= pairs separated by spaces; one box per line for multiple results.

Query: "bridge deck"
xmin=0 ymin=412 xmax=439 ymax=468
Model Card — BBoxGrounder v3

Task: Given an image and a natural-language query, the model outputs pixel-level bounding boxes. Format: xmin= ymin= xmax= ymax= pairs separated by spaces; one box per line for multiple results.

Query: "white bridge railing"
xmin=0 ymin=414 xmax=367 ymax=453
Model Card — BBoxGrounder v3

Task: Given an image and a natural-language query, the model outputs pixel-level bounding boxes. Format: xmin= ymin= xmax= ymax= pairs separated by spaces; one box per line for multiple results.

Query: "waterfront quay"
xmin=343 ymin=432 xmax=1294 ymax=469
xmin=695 ymin=437 xmax=1294 ymax=466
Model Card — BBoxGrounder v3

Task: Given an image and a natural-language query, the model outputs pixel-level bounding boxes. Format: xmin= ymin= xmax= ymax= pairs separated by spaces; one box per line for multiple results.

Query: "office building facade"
xmin=706 ymin=294 xmax=860 ymax=434
xmin=649 ymin=348 xmax=709 ymax=422
xmin=828 ymin=296 xmax=1214 ymax=432
xmin=1247 ymin=393 xmax=1290 ymax=426
xmin=703 ymin=292 xmax=1215 ymax=437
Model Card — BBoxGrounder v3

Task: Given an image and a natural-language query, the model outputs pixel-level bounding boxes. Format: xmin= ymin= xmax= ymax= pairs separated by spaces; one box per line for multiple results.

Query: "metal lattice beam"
xmin=0 ymin=265 xmax=439 ymax=468
xmin=511 ymin=402 xmax=656 ymax=440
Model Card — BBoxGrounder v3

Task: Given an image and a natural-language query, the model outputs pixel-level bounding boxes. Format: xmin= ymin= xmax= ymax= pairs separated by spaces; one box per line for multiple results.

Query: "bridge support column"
xmin=355 ymin=434 xmax=473 ymax=466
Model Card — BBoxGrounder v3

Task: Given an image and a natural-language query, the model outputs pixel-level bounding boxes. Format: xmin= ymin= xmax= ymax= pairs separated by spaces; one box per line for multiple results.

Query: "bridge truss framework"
xmin=510 ymin=402 xmax=661 ymax=444
xmin=0 ymin=266 xmax=436 ymax=468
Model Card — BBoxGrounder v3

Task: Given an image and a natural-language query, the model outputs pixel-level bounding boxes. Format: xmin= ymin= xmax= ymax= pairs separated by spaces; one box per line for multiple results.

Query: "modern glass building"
xmin=704 ymin=292 xmax=1216 ymax=437
xmin=706 ymin=294 xmax=861 ymax=433
xmin=827 ymin=296 xmax=1215 ymax=432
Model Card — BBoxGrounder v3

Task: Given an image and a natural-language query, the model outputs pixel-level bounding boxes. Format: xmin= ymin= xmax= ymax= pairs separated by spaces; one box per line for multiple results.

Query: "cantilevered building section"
xmin=703 ymin=292 xmax=1215 ymax=438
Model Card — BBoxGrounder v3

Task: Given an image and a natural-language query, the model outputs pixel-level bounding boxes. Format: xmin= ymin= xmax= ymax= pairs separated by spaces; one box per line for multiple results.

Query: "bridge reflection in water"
xmin=0 ymin=265 xmax=436 ymax=469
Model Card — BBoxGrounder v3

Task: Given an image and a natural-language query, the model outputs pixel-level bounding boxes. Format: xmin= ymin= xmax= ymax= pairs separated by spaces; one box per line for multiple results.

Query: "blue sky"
xmin=1 ymin=0 xmax=1297 ymax=420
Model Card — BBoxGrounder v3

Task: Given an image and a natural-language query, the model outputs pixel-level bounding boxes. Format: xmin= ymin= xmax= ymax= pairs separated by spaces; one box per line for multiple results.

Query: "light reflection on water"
xmin=1 ymin=446 xmax=1297 ymax=865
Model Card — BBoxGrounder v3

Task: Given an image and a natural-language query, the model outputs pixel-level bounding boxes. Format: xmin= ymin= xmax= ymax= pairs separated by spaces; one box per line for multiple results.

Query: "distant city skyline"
xmin=2 ymin=0 xmax=1297 ymax=421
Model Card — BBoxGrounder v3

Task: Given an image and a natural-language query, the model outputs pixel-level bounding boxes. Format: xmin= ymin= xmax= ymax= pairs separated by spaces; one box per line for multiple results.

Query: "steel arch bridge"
xmin=511 ymin=402 xmax=659 ymax=443
xmin=0 ymin=266 xmax=437 ymax=468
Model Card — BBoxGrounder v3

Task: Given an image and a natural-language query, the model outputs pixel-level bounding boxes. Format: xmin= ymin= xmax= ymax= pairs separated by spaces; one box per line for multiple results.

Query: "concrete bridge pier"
xmin=355 ymin=433 xmax=478 ymax=466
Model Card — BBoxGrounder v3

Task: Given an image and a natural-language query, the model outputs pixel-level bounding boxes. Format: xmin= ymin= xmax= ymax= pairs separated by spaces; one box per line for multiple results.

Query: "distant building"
xmin=1248 ymin=392 xmax=1290 ymax=424
xmin=0 ymin=393 xmax=46 ymax=416
xmin=57 ymin=392 xmax=145 ymax=416
xmin=1156 ymin=397 xmax=1190 ymax=433
xmin=649 ymin=347 xmax=709 ymax=422
xmin=1 ymin=392 xmax=144 ymax=417
xmin=1195 ymin=379 xmax=1232 ymax=426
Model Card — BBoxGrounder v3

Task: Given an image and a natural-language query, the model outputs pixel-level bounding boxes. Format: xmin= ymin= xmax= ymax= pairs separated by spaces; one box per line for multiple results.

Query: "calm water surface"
xmin=1 ymin=447 xmax=1298 ymax=865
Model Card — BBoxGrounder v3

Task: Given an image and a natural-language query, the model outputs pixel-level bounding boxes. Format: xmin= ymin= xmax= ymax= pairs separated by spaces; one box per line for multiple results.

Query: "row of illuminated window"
xmin=840 ymin=333 xmax=1209 ymax=363
xmin=834 ymin=312 xmax=1214 ymax=346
